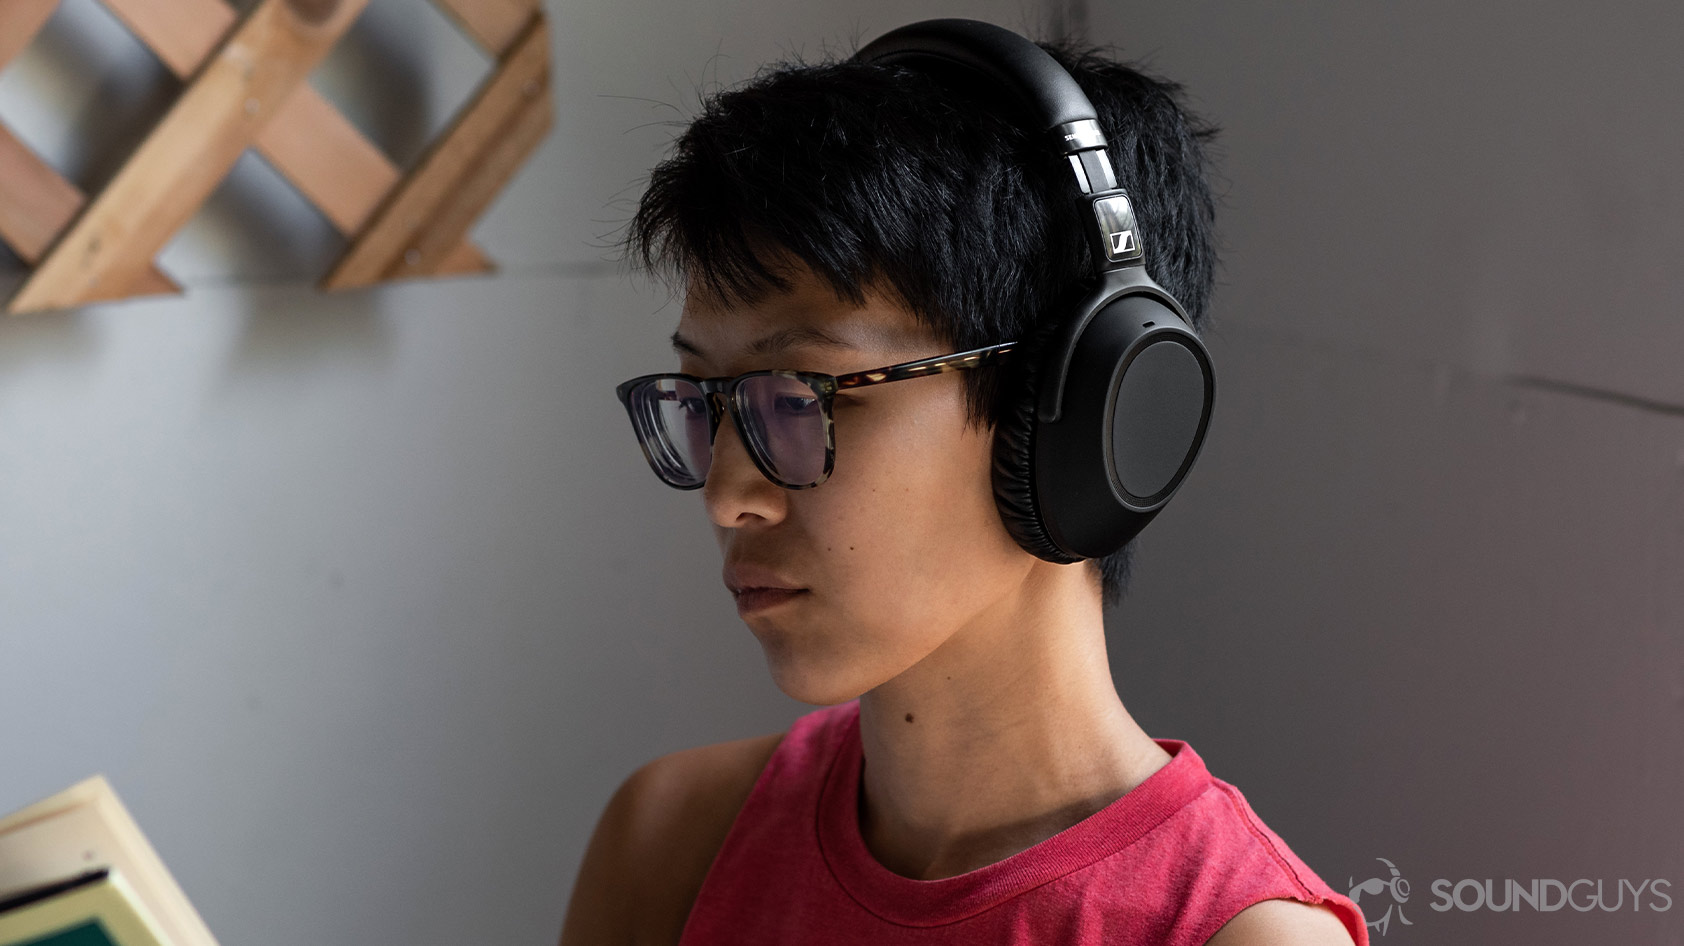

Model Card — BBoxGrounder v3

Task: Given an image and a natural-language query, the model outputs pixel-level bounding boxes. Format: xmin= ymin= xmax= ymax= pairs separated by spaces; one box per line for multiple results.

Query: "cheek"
xmin=812 ymin=399 xmax=1016 ymax=595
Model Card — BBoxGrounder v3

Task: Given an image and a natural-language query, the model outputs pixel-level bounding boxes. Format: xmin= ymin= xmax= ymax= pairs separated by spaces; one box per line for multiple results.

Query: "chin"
xmin=758 ymin=637 xmax=886 ymax=707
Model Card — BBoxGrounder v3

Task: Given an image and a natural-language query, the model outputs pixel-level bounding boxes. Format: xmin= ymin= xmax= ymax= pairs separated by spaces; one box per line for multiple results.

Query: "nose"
xmin=702 ymin=411 xmax=787 ymax=529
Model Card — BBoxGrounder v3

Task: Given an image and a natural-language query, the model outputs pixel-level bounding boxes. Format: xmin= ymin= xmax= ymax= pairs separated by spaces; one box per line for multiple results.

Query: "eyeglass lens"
xmin=736 ymin=375 xmax=827 ymax=485
xmin=624 ymin=378 xmax=710 ymax=487
xmin=627 ymin=374 xmax=828 ymax=487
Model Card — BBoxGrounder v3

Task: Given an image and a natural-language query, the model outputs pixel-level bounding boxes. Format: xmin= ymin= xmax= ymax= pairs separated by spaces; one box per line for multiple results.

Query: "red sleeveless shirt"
xmin=677 ymin=699 xmax=1369 ymax=946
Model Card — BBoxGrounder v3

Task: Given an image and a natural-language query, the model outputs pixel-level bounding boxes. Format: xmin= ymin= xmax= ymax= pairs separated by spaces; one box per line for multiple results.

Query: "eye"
xmin=677 ymin=396 xmax=708 ymax=417
xmin=773 ymin=393 xmax=820 ymax=415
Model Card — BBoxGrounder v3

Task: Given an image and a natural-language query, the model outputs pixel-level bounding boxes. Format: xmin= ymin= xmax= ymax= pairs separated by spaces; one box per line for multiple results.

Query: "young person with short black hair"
xmin=560 ymin=20 xmax=1367 ymax=946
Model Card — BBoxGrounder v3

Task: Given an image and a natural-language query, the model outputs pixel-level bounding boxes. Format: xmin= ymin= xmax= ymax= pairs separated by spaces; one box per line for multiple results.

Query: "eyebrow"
xmin=670 ymin=325 xmax=863 ymax=360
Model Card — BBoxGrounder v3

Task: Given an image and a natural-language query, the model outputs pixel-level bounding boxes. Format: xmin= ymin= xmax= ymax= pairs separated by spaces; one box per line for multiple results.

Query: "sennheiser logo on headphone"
xmin=1092 ymin=194 xmax=1144 ymax=262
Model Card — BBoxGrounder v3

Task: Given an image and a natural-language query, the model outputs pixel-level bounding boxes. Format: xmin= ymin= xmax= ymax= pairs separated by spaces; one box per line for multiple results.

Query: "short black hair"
xmin=625 ymin=37 xmax=1219 ymax=608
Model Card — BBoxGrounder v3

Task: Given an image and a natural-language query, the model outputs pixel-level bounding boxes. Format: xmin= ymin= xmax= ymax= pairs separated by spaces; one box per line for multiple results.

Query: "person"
xmin=560 ymin=20 xmax=1368 ymax=946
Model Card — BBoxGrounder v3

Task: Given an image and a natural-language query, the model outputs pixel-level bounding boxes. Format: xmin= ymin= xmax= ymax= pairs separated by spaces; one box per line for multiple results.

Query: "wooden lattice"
xmin=0 ymin=0 xmax=553 ymax=315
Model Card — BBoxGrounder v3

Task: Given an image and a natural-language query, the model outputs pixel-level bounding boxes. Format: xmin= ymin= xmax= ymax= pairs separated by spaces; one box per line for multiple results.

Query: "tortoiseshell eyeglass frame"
xmin=614 ymin=341 xmax=1017 ymax=490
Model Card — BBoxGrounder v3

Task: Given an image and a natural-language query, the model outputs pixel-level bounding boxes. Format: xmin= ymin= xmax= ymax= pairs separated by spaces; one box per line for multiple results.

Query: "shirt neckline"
xmin=814 ymin=701 xmax=1213 ymax=926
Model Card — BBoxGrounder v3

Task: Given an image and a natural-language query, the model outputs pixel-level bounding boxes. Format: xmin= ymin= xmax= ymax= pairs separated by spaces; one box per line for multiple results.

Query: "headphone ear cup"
xmin=991 ymin=318 xmax=1084 ymax=564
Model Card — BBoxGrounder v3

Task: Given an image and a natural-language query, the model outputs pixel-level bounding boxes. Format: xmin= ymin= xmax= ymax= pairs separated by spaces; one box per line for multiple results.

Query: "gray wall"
xmin=1087 ymin=3 xmax=1684 ymax=945
xmin=1 ymin=2 xmax=1678 ymax=946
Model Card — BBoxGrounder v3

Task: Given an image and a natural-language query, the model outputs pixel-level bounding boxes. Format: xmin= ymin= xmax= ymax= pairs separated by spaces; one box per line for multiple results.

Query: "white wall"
xmin=0 ymin=1 xmax=1042 ymax=943
xmin=2 ymin=2 xmax=1679 ymax=945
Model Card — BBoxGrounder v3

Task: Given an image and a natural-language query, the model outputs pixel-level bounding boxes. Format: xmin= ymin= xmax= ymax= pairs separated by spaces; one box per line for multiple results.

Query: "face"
xmin=673 ymin=265 xmax=1044 ymax=705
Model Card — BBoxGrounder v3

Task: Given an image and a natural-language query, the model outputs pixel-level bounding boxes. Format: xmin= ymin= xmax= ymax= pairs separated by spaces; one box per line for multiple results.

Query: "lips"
xmin=733 ymin=586 xmax=807 ymax=614
xmin=723 ymin=562 xmax=806 ymax=598
xmin=723 ymin=563 xmax=809 ymax=615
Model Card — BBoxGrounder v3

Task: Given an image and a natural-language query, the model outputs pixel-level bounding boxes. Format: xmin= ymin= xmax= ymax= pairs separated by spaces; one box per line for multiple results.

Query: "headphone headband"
xmin=855 ymin=19 xmax=1216 ymax=562
xmin=854 ymin=19 xmax=1127 ymax=261
xmin=855 ymin=19 xmax=1119 ymax=200
xmin=855 ymin=18 xmax=1147 ymax=423
xmin=854 ymin=18 xmax=1097 ymax=133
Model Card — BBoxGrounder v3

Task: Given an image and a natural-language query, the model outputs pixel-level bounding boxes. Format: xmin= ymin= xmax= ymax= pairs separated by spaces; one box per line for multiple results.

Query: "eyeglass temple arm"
xmin=833 ymin=342 xmax=1017 ymax=391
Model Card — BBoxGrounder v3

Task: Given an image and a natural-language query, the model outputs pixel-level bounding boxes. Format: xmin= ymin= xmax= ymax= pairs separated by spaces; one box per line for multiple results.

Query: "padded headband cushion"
xmin=853 ymin=18 xmax=1097 ymax=132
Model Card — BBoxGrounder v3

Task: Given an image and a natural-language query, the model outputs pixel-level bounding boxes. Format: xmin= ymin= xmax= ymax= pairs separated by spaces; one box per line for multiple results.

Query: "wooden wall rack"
xmin=0 ymin=0 xmax=553 ymax=315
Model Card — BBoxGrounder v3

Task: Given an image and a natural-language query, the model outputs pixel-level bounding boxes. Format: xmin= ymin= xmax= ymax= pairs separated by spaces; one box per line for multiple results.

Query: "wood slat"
xmin=0 ymin=124 xmax=81 ymax=263
xmin=0 ymin=0 xmax=58 ymax=71
xmin=101 ymin=0 xmax=365 ymax=232
xmin=250 ymin=91 xmax=489 ymax=274
xmin=8 ymin=0 xmax=370 ymax=314
xmin=429 ymin=0 xmax=539 ymax=57
xmin=100 ymin=0 xmax=490 ymax=270
xmin=74 ymin=264 xmax=180 ymax=303
xmin=95 ymin=0 xmax=236 ymax=76
xmin=381 ymin=85 xmax=548 ymax=282
xmin=4 ymin=0 xmax=533 ymax=311
xmin=252 ymin=86 xmax=396 ymax=233
xmin=434 ymin=239 xmax=497 ymax=276
xmin=0 ymin=123 xmax=179 ymax=299
xmin=322 ymin=12 xmax=547 ymax=289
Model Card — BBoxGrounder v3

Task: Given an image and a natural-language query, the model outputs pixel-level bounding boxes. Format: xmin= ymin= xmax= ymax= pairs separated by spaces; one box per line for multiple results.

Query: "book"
xmin=0 ymin=777 xmax=218 ymax=946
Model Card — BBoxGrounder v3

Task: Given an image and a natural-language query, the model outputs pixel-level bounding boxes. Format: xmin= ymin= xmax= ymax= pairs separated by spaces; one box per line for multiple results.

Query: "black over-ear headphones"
xmin=854 ymin=18 xmax=1216 ymax=563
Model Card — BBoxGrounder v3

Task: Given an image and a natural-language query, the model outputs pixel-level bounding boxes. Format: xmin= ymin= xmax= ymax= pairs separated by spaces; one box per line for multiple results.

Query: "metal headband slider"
xmin=1053 ymin=121 xmax=1116 ymax=194
xmin=1052 ymin=119 xmax=1106 ymax=154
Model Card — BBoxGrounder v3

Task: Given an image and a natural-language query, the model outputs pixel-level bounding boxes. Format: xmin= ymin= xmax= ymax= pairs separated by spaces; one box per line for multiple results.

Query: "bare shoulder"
xmin=558 ymin=730 xmax=786 ymax=946
xmin=1202 ymin=897 xmax=1359 ymax=946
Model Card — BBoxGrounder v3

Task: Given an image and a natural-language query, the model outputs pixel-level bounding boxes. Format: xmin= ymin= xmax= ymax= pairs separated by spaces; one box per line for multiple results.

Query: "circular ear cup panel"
xmin=1110 ymin=339 xmax=1211 ymax=503
xmin=1036 ymin=294 xmax=1214 ymax=558
xmin=991 ymin=318 xmax=1084 ymax=564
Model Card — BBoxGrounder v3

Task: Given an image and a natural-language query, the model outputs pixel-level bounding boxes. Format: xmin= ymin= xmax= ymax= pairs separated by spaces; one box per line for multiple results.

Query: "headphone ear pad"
xmin=991 ymin=318 xmax=1085 ymax=565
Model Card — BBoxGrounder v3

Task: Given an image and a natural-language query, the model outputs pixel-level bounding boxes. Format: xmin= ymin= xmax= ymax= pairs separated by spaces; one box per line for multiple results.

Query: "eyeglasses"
xmin=615 ymin=342 xmax=1016 ymax=490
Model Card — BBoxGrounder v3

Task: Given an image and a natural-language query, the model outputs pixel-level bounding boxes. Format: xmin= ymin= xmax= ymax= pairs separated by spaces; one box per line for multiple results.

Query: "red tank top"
xmin=677 ymin=699 xmax=1369 ymax=946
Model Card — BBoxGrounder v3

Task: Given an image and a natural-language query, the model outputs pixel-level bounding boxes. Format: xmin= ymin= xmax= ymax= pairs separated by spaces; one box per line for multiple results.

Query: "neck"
xmin=854 ymin=562 xmax=1170 ymax=880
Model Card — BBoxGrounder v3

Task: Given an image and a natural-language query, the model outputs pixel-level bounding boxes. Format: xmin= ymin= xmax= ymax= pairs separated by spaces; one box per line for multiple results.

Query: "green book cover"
xmin=0 ymin=776 xmax=215 ymax=946
xmin=13 ymin=921 xmax=118 ymax=946
xmin=0 ymin=870 xmax=169 ymax=946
